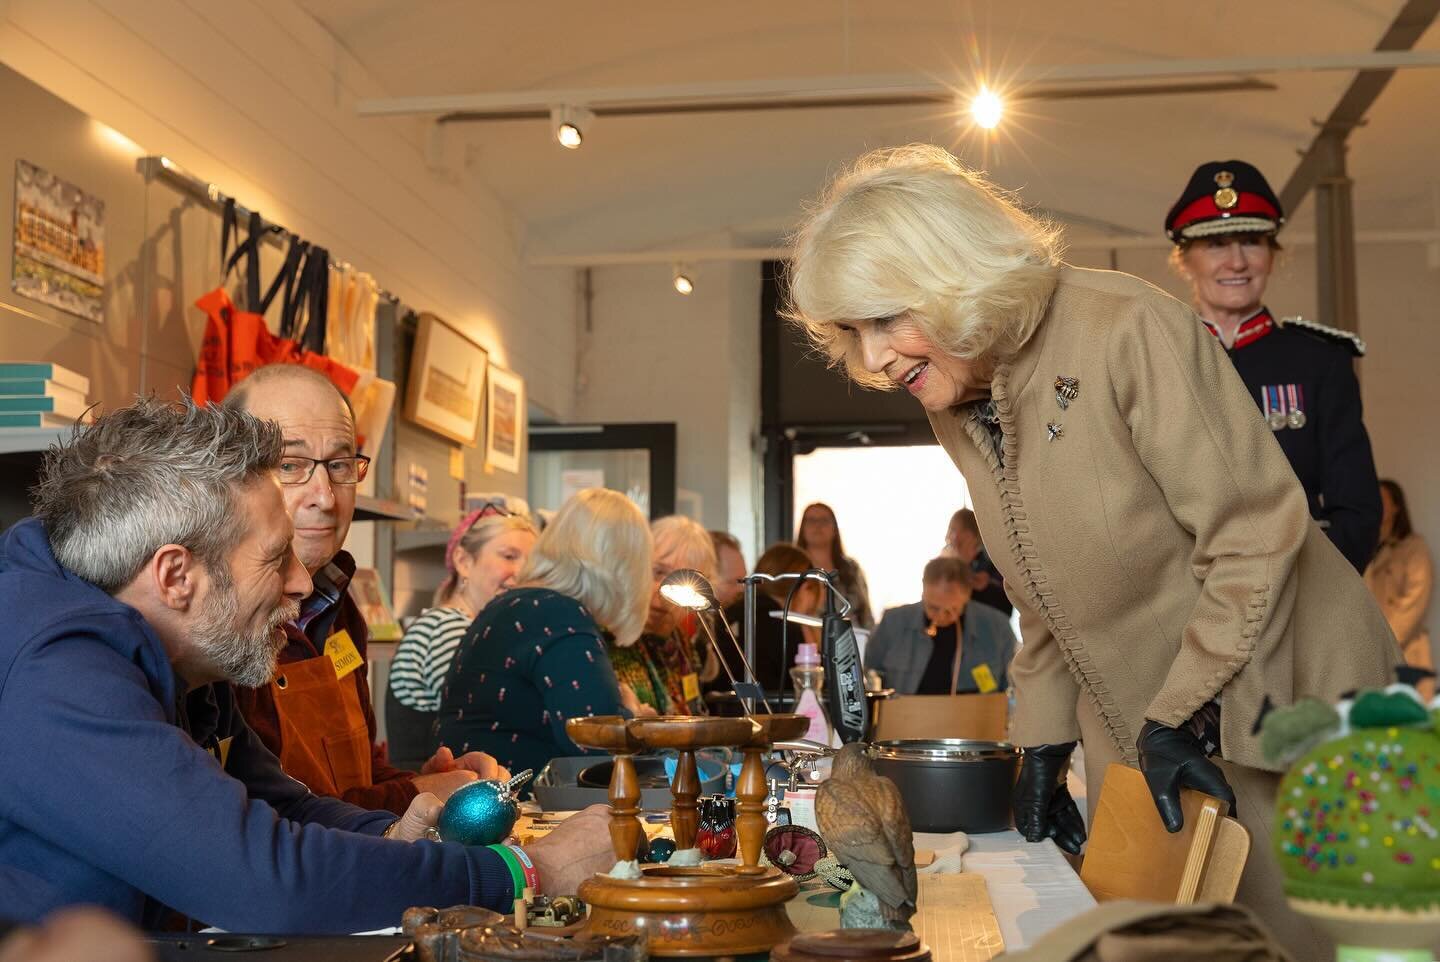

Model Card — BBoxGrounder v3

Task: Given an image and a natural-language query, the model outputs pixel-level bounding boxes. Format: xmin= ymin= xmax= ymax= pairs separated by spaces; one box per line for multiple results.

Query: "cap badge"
xmin=1213 ymin=170 xmax=1238 ymax=209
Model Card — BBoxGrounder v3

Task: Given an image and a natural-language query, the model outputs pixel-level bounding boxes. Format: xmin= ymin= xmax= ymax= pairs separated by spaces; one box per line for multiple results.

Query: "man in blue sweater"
xmin=0 ymin=397 xmax=611 ymax=933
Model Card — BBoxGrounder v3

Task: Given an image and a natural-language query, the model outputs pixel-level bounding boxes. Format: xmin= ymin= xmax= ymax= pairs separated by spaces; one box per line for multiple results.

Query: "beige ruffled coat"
xmin=928 ymin=267 xmax=1397 ymax=771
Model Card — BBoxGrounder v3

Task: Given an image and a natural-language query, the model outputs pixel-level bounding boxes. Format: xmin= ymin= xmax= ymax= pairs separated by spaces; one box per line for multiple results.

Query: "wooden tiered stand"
xmin=566 ymin=714 xmax=811 ymax=957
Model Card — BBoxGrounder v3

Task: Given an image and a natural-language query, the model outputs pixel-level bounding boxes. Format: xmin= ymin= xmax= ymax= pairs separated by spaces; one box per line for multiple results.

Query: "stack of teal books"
xmin=0 ymin=363 xmax=91 ymax=428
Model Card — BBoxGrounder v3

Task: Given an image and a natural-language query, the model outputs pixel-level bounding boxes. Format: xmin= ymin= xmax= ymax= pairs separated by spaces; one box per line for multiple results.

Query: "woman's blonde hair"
xmin=652 ymin=515 xmax=718 ymax=584
xmin=517 ymin=488 xmax=653 ymax=646
xmin=786 ymin=144 xmax=1063 ymax=389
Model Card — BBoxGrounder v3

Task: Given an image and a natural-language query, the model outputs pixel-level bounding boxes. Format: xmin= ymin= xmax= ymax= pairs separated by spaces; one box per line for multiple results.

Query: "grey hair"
xmin=33 ymin=396 xmax=285 ymax=593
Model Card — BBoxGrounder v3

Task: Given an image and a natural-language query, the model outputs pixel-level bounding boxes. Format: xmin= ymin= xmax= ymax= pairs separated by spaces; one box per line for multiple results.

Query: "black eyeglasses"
xmin=468 ymin=501 xmax=516 ymax=524
xmin=276 ymin=455 xmax=371 ymax=486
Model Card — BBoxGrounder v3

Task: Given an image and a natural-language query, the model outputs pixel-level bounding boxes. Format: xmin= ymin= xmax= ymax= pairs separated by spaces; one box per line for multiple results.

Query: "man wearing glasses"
xmin=225 ymin=365 xmax=503 ymax=814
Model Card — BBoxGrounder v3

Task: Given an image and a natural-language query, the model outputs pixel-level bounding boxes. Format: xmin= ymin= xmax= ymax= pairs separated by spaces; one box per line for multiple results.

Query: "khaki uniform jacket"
xmin=928 ymin=267 xmax=1396 ymax=770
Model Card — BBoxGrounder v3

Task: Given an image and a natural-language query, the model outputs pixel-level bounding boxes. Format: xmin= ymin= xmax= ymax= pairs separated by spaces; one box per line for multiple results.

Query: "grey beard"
xmin=192 ymin=579 xmax=300 ymax=689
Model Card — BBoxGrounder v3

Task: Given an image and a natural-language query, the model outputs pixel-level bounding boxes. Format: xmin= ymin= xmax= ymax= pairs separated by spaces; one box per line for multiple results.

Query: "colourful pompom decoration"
xmin=1272 ymin=688 xmax=1440 ymax=912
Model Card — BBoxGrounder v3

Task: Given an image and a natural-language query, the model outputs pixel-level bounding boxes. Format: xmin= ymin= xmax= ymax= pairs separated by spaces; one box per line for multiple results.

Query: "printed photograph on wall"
xmin=12 ymin=159 xmax=106 ymax=323
xmin=485 ymin=363 xmax=524 ymax=474
xmin=402 ymin=312 xmax=488 ymax=445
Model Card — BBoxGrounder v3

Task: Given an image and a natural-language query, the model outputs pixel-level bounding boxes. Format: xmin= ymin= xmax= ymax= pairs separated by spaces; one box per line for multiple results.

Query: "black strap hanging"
xmin=222 ymin=210 xmax=264 ymax=311
xmin=219 ymin=198 xmax=237 ymax=270
xmin=261 ymin=236 xmax=308 ymax=325
xmin=283 ymin=244 xmax=330 ymax=354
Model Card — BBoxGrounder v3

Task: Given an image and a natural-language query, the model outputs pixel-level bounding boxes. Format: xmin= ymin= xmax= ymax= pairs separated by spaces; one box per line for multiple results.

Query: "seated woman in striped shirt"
xmin=385 ymin=501 xmax=537 ymax=769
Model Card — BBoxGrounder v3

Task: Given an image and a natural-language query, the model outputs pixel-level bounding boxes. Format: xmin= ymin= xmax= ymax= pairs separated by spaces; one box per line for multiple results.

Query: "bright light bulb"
xmin=971 ymin=87 xmax=1003 ymax=129
xmin=673 ymin=273 xmax=694 ymax=295
xmin=557 ymin=122 xmax=583 ymax=149
xmin=660 ymin=581 xmax=709 ymax=610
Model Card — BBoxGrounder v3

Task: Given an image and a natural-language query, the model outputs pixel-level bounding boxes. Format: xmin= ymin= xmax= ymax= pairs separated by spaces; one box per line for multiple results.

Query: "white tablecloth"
xmin=916 ymin=830 xmax=1097 ymax=952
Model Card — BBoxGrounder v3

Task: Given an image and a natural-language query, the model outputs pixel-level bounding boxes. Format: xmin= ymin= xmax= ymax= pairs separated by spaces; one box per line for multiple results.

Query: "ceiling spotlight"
xmin=970 ymin=86 xmax=1003 ymax=129
xmin=550 ymin=105 xmax=594 ymax=149
xmin=672 ymin=263 xmax=695 ymax=295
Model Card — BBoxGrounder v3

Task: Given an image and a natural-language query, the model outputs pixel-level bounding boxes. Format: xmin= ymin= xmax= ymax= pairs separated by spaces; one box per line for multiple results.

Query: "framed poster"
xmin=12 ymin=159 xmax=106 ymax=323
xmin=485 ymin=363 xmax=525 ymax=474
xmin=403 ymin=313 xmax=487 ymax=445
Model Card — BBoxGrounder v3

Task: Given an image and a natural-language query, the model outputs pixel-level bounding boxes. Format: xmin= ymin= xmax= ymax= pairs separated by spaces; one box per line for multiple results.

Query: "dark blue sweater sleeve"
xmin=212 ymin=685 xmax=391 ymax=834
xmin=0 ymin=628 xmax=513 ymax=933
xmin=535 ymin=630 xmax=626 ymax=755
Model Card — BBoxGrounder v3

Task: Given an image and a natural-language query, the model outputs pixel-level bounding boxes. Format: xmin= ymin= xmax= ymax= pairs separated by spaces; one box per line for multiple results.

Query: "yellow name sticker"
xmin=682 ymin=673 xmax=701 ymax=702
xmin=324 ymin=629 xmax=364 ymax=680
xmin=971 ymin=663 xmax=999 ymax=694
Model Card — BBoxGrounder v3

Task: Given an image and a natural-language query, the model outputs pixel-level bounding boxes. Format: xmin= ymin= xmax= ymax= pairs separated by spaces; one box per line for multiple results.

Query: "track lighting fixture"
xmin=550 ymin=105 xmax=594 ymax=149
xmin=970 ymin=86 xmax=1003 ymax=129
xmin=672 ymin=263 xmax=695 ymax=295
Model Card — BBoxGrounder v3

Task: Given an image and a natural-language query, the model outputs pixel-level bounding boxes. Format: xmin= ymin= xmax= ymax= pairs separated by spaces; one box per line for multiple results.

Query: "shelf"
xmin=394 ymin=527 xmax=451 ymax=552
xmin=0 ymin=427 xmax=68 ymax=455
xmin=353 ymin=495 xmax=413 ymax=522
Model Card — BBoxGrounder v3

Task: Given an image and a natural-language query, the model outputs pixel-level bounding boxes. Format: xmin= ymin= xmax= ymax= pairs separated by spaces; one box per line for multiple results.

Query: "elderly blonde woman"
xmin=434 ymin=489 xmax=652 ymax=778
xmin=617 ymin=515 xmax=719 ymax=715
xmin=386 ymin=501 xmax=538 ymax=769
xmin=787 ymin=144 xmax=1395 ymax=955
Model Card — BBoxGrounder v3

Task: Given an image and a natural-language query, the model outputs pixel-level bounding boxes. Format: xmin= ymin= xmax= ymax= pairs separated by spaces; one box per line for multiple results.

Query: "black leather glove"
xmin=1137 ymin=719 xmax=1237 ymax=833
xmin=1013 ymin=742 xmax=1087 ymax=855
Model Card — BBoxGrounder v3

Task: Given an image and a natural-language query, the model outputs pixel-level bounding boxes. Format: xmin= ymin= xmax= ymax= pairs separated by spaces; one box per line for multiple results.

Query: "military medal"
xmin=1054 ymin=375 xmax=1079 ymax=410
xmin=1046 ymin=421 xmax=1063 ymax=442
xmin=1286 ymin=384 xmax=1306 ymax=429
xmin=1263 ymin=386 xmax=1287 ymax=431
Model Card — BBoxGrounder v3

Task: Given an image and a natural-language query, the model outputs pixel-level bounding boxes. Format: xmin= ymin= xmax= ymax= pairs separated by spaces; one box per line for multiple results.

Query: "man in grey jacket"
xmin=866 ymin=557 xmax=1016 ymax=695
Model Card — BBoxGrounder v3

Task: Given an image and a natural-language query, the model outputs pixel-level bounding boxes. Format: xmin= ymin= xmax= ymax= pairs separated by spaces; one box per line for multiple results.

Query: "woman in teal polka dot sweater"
xmin=435 ymin=489 xmax=654 ymax=779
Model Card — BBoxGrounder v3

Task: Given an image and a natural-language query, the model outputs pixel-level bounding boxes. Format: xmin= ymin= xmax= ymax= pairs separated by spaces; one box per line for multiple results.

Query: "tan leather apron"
xmin=271 ymin=653 xmax=372 ymax=796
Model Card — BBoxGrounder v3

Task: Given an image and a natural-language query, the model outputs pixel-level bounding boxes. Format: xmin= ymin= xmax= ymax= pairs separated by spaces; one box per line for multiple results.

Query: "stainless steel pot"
xmin=869 ymin=739 xmax=1018 ymax=834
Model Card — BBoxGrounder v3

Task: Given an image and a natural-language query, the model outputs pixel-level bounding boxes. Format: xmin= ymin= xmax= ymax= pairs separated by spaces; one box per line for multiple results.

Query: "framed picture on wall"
xmin=485 ymin=363 xmax=524 ymax=474
xmin=403 ymin=312 xmax=487 ymax=445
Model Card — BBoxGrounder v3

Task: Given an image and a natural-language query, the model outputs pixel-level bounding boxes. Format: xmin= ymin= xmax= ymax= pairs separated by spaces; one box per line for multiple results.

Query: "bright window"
xmin=791 ymin=445 xmax=972 ymax=625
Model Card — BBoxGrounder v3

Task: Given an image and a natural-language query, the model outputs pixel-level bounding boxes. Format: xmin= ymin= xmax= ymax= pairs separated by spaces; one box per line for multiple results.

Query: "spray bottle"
xmin=790 ymin=642 xmax=833 ymax=745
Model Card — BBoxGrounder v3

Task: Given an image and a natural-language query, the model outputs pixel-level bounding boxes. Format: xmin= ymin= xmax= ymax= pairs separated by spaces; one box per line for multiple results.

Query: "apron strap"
xmin=262 ymin=236 xmax=307 ymax=323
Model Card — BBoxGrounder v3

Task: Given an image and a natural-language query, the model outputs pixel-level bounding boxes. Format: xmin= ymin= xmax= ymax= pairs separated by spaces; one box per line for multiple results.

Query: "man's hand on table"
xmin=414 ymin=747 xmax=512 ymax=799
xmin=524 ymin=805 xmax=624 ymax=895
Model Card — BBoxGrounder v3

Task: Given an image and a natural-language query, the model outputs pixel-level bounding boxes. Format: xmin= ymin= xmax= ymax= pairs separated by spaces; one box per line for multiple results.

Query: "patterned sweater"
xmin=434 ymin=587 xmax=626 ymax=777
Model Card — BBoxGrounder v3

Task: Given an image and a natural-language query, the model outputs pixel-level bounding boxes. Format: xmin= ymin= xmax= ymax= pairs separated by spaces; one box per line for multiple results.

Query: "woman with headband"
xmin=386 ymin=500 xmax=537 ymax=769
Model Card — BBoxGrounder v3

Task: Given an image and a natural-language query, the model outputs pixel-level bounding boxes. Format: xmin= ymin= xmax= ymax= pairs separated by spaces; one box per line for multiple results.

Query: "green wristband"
xmin=487 ymin=843 xmax=525 ymax=899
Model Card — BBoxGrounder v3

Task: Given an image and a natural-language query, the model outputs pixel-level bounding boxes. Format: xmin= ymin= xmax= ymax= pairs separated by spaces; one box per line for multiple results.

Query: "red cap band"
xmin=1171 ymin=192 xmax=1279 ymax=235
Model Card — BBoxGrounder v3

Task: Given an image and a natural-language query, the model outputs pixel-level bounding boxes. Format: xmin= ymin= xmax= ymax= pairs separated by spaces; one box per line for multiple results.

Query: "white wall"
xmin=1070 ymin=240 xmax=1440 ymax=652
xmin=0 ymin=0 xmax=575 ymax=419
xmin=577 ymin=258 xmax=762 ymax=561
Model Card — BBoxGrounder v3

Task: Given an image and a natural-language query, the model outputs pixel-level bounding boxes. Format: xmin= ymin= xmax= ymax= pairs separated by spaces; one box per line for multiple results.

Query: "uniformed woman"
xmin=1166 ymin=160 xmax=1382 ymax=572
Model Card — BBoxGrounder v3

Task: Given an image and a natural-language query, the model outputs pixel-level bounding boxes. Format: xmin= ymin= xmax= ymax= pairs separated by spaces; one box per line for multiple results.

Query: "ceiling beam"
xmin=1279 ymin=0 xmax=1440 ymax=213
xmin=526 ymin=228 xmax=1440 ymax=268
xmin=436 ymin=79 xmax=1272 ymax=124
xmin=356 ymin=51 xmax=1440 ymax=119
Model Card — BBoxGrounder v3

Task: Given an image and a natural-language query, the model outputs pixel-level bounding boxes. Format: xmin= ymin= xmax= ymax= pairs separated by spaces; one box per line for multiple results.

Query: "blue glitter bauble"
xmin=436 ymin=771 xmax=532 ymax=846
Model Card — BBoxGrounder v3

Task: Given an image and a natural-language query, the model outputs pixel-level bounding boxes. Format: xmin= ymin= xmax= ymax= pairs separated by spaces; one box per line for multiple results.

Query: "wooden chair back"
xmin=871 ymin=693 xmax=1008 ymax=743
xmin=1080 ymin=763 xmax=1251 ymax=904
